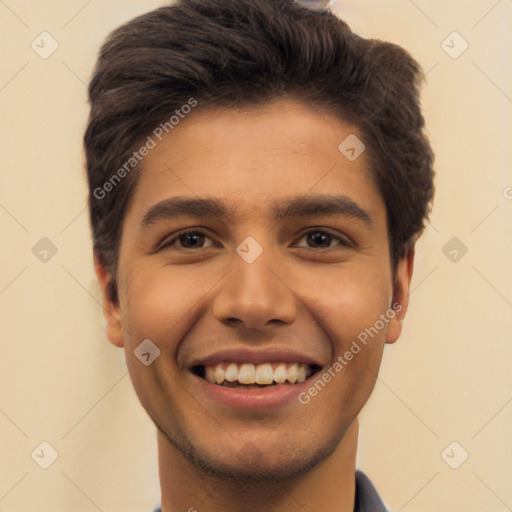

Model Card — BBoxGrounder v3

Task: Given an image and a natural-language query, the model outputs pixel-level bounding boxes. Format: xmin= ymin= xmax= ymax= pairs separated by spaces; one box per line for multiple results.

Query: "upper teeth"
xmin=204 ymin=362 xmax=312 ymax=385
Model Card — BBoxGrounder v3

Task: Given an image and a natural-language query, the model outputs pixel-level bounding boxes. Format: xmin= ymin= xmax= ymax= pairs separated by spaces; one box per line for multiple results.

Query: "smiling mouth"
xmin=191 ymin=362 xmax=322 ymax=389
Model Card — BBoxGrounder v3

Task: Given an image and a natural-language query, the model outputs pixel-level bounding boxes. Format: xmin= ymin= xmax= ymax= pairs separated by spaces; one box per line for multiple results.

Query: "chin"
xmin=194 ymin=448 xmax=334 ymax=483
xmin=159 ymin=421 xmax=342 ymax=483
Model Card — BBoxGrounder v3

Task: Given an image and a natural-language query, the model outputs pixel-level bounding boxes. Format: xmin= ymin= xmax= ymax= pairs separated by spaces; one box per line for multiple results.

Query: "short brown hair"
xmin=85 ymin=0 xmax=434 ymax=302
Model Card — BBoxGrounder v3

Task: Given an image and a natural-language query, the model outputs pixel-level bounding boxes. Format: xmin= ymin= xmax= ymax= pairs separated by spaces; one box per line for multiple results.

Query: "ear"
xmin=386 ymin=248 xmax=415 ymax=344
xmin=94 ymin=252 xmax=124 ymax=348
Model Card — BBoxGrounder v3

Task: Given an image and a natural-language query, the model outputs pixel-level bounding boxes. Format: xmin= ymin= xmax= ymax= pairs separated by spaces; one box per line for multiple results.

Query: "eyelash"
xmin=158 ymin=228 xmax=352 ymax=252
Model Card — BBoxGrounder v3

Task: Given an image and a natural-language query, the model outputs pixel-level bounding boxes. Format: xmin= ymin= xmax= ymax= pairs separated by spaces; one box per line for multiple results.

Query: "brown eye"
xmin=296 ymin=229 xmax=350 ymax=250
xmin=178 ymin=231 xmax=206 ymax=248
xmin=306 ymin=231 xmax=332 ymax=248
xmin=159 ymin=229 xmax=216 ymax=251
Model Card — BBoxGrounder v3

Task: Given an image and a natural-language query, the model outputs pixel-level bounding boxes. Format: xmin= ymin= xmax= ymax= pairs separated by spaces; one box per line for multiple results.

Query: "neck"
xmin=158 ymin=420 xmax=359 ymax=512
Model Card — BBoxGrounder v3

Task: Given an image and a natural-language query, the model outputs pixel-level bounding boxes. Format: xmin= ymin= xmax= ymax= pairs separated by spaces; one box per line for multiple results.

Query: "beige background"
xmin=1 ymin=1 xmax=511 ymax=511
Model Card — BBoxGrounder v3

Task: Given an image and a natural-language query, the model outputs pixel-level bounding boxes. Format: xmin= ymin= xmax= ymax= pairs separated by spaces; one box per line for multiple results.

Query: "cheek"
xmin=117 ymin=264 xmax=213 ymax=418
xmin=303 ymin=263 xmax=393 ymax=353
xmin=297 ymin=267 xmax=392 ymax=423
xmin=119 ymin=262 xmax=214 ymax=350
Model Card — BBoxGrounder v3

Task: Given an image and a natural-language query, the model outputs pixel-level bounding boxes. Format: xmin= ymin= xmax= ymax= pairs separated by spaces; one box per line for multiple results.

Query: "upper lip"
xmin=189 ymin=347 xmax=324 ymax=368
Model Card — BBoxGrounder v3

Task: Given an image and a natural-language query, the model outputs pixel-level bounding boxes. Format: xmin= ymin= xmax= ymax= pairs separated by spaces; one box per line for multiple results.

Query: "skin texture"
xmin=95 ymin=98 xmax=414 ymax=512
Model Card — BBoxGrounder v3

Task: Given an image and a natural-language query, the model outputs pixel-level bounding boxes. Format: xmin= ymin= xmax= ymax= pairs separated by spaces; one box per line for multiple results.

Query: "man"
xmin=85 ymin=0 xmax=434 ymax=510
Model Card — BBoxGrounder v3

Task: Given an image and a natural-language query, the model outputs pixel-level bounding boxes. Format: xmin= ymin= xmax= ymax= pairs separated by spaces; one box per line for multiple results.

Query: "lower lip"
xmin=194 ymin=374 xmax=314 ymax=410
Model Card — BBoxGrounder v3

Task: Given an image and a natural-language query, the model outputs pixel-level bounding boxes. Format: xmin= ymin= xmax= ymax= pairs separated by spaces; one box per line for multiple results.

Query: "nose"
xmin=212 ymin=246 xmax=297 ymax=330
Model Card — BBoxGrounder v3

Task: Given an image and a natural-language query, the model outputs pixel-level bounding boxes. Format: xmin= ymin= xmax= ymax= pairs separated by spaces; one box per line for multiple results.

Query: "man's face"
xmin=97 ymin=99 xmax=411 ymax=480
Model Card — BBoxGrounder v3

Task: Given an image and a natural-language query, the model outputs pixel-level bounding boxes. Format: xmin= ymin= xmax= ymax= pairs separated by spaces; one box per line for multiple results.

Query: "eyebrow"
xmin=140 ymin=194 xmax=373 ymax=228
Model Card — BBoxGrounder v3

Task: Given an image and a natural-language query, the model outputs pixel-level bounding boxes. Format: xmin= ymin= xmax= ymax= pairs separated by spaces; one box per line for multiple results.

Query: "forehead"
xmin=125 ymin=99 xmax=384 ymax=225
